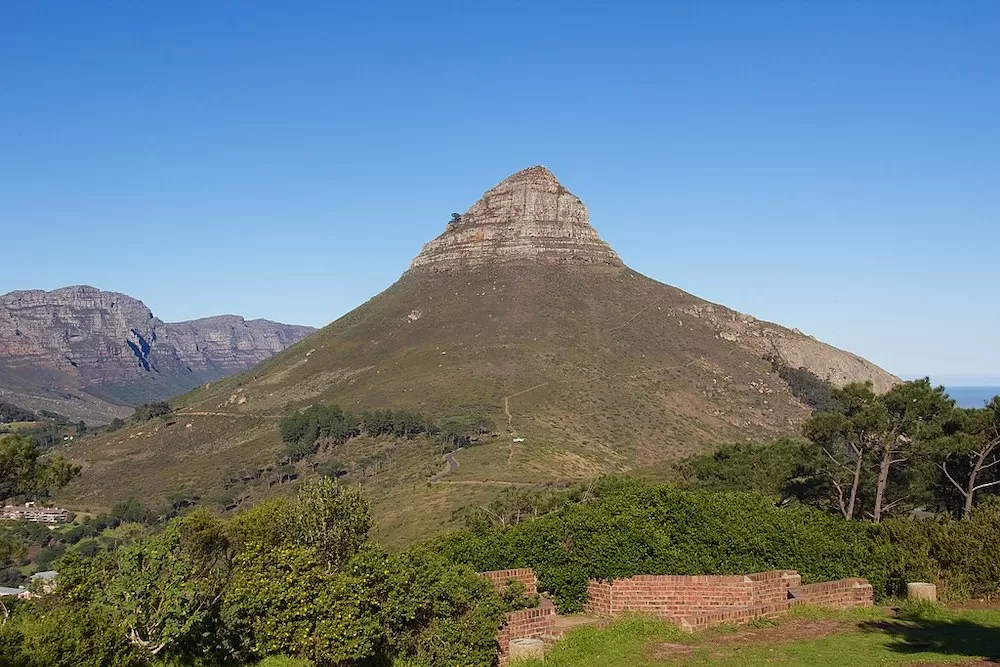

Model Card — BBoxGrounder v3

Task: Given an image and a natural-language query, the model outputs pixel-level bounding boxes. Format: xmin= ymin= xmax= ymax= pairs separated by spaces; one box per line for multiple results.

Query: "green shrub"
xmin=882 ymin=497 xmax=1000 ymax=600
xmin=253 ymin=657 xmax=314 ymax=667
xmin=131 ymin=402 xmax=172 ymax=423
xmin=430 ymin=479 xmax=889 ymax=611
xmin=0 ymin=600 xmax=143 ymax=667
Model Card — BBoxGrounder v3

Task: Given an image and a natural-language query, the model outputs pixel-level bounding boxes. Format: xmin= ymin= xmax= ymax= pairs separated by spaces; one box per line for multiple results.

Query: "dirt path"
xmin=552 ymin=613 xmax=604 ymax=638
xmin=176 ymin=411 xmax=285 ymax=418
xmin=503 ymin=381 xmax=556 ymax=465
xmin=429 ymin=449 xmax=461 ymax=483
xmin=432 ymin=479 xmax=537 ymax=488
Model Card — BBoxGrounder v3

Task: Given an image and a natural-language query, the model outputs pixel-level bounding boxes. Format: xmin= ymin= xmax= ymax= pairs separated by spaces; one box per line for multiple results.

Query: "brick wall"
xmin=486 ymin=568 xmax=872 ymax=662
xmin=581 ymin=570 xmax=870 ymax=632
xmin=480 ymin=568 xmax=538 ymax=596
xmin=583 ymin=571 xmax=800 ymax=618
xmin=496 ymin=598 xmax=555 ymax=665
xmin=788 ymin=578 xmax=874 ymax=609
xmin=678 ymin=600 xmax=795 ymax=631
xmin=584 ymin=579 xmax=613 ymax=615
xmin=747 ymin=570 xmax=801 ymax=604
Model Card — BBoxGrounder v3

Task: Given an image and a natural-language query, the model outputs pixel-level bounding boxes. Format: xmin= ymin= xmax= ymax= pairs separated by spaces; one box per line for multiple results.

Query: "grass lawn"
xmin=516 ymin=603 xmax=1000 ymax=666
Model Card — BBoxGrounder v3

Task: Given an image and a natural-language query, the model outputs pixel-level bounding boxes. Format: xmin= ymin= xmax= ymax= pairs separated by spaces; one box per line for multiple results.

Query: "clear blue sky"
xmin=2 ymin=2 xmax=998 ymax=382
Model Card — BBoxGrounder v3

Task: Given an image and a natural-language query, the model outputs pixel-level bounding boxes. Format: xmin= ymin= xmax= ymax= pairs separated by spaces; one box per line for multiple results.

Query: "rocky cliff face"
xmin=0 ymin=286 xmax=314 ymax=422
xmin=410 ymin=166 xmax=623 ymax=272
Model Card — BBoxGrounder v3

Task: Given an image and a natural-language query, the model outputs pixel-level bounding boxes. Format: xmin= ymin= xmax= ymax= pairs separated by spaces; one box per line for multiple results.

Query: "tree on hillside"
xmin=938 ymin=397 xmax=1000 ymax=518
xmin=293 ymin=478 xmax=371 ymax=572
xmin=677 ymin=439 xmax=807 ymax=498
xmin=802 ymin=380 xmax=954 ymax=522
xmin=802 ymin=383 xmax=883 ymax=520
xmin=0 ymin=435 xmax=80 ymax=503
xmin=767 ymin=357 xmax=843 ymax=414
xmin=130 ymin=402 xmax=172 ymax=423
xmin=0 ymin=402 xmax=38 ymax=424
xmin=872 ymin=380 xmax=954 ymax=522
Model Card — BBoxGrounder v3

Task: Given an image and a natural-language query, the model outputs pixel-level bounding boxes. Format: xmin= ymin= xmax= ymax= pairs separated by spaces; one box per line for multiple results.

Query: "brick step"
xmin=678 ymin=601 xmax=795 ymax=632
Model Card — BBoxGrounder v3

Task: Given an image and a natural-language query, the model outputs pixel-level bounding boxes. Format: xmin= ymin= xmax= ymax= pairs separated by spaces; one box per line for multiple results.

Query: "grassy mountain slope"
xmin=60 ymin=263 xmax=865 ymax=537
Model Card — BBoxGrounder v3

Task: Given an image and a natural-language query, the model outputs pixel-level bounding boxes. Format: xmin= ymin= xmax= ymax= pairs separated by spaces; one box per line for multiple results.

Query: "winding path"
xmin=429 ymin=449 xmax=461 ymax=482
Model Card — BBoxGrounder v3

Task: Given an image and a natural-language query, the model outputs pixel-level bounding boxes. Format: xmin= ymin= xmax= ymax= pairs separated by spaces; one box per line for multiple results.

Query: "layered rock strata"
xmin=0 ymin=285 xmax=314 ymax=420
xmin=409 ymin=165 xmax=623 ymax=272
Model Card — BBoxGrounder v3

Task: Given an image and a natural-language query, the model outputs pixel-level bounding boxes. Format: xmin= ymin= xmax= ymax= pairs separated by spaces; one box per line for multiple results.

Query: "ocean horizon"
xmin=945 ymin=386 xmax=1000 ymax=409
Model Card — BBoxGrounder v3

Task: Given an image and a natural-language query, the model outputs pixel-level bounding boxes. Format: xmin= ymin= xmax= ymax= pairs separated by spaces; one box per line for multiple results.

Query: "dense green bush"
xmin=881 ymin=497 xmax=1000 ymax=600
xmin=431 ymin=479 xmax=889 ymax=611
xmin=2 ymin=479 xmax=509 ymax=666
xmin=0 ymin=600 xmax=143 ymax=667
xmin=676 ymin=438 xmax=807 ymax=496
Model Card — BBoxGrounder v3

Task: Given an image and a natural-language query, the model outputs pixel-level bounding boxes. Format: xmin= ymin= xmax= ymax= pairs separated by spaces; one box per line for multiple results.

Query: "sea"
xmin=945 ymin=386 xmax=1000 ymax=409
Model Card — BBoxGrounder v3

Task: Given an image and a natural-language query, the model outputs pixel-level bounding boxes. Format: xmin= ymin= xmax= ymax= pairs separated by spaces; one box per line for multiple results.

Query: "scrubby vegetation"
xmin=766 ymin=356 xmax=843 ymax=414
xmin=278 ymin=403 xmax=494 ymax=461
xmin=0 ymin=479 xmax=512 ymax=667
xmin=0 ymin=402 xmax=39 ymax=424
xmin=131 ymin=402 xmax=173 ymax=423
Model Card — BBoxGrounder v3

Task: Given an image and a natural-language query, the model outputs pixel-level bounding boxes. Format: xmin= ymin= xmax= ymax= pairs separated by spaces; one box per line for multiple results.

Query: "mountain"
xmin=0 ymin=286 xmax=315 ymax=422
xmin=58 ymin=167 xmax=897 ymax=539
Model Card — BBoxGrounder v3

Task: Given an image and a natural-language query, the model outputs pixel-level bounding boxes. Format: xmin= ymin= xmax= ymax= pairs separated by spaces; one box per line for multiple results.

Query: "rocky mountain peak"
xmin=409 ymin=166 xmax=623 ymax=272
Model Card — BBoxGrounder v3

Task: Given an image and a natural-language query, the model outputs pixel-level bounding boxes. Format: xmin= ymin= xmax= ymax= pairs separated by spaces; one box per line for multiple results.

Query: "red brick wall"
xmin=490 ymin=568 xmax=872 ymax=661
xmin=496 ymin=598 xmax=555 ymax=664
xmin=583 ymin=571 xmax=801 ymax=618
xmin=609 ymin=575 xmax=752 ymax=616
xmin=788 ymin=578 xmax=874 ymax=609
xmin=584 ymin=579 xmax=613 ymax=615
xmin=480 ymin=568 xmax=538 ymax=597
xmin=747 ymin=570 xmax=801 ymax=604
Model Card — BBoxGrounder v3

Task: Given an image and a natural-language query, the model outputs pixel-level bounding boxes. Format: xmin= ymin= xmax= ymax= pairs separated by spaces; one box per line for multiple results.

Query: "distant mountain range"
xmin=0 ymin=286 xmax=314 ymax=422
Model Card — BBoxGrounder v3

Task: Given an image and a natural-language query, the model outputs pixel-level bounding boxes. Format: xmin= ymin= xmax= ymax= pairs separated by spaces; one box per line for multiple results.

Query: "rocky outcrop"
xmin=676 ymin=303 xmax=899 ymax=393
xmin=0 ymin=286 xmax=314 ymax=421
xmin=409 ymin=166 xmax=623 ymax=272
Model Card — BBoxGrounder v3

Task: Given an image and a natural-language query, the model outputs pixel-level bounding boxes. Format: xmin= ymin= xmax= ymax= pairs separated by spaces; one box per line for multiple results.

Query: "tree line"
xmin=278 ymin=404 xmax=494 ymax=460
xmin=679 ymin=379 xmax=1000 ymax=521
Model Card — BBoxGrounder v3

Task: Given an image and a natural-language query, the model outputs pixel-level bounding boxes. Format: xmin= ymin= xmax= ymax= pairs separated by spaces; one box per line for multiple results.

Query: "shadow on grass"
xmin=859 ymin=617 xmax=1000 ymax=661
